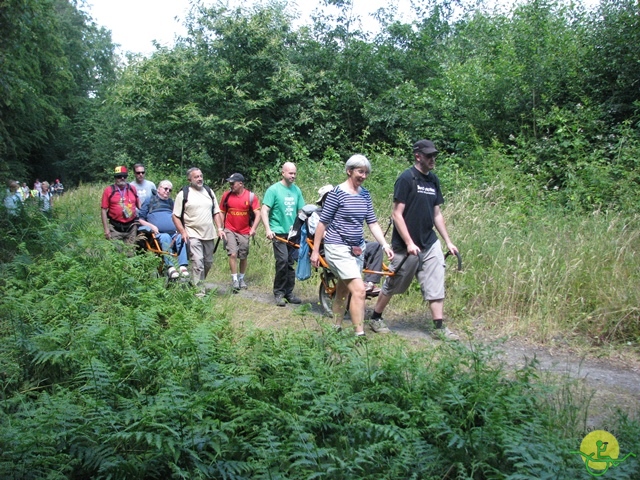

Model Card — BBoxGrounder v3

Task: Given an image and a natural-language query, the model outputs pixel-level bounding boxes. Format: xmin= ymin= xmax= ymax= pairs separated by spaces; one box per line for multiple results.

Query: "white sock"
xmin=232 ymin=274 xmax=238 ymax=281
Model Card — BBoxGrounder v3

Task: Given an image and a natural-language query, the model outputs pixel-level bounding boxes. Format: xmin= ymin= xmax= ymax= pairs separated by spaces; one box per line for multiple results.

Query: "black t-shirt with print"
xmin=391 ymin=166 xmax=444 ymax=252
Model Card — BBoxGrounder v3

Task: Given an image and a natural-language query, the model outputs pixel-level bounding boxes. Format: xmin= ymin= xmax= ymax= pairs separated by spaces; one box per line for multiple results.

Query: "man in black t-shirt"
xmin=369 ymin=139 xmax=460 ymax=339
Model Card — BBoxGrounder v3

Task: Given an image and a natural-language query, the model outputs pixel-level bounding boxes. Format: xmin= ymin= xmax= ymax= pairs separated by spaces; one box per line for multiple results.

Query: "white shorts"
xmin=324 ymin=243 xmax=364 ymax=280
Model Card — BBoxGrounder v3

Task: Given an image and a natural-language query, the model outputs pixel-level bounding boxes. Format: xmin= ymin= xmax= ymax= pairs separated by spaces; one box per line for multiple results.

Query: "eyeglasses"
xmin=115 ymin=174 xmax=128 ymax=179
xmin=135 ymin=171 xmax=145 ymax=175
xmin=162 ymin=187 xmax=172 ymax=192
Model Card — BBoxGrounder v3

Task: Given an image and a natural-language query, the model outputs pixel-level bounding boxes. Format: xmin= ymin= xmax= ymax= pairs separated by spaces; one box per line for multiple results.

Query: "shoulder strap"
xmin=204 ymin=185 xmax=216 ymax=216
xmin=180 ymin=185 xmax=215 ymax=221
xmin=179 ymin=185 xmax=190 ymax=222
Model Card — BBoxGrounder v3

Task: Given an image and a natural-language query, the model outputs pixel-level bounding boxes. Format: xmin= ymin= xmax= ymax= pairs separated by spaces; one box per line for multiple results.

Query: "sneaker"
xmin=195 ymin=288 xmax=206 ymax=298
xmin=232 ymin=279 xmax=240 ymax=293
xmin=285 ymin=295 xmax=302 ymax=304
xmin=434 ymin=327 xmax=460 ymax=341
xmin=275 ymin=295 xmax=286 ymax=307
xmin=179 ymin=266 xmax=190 ymax=277
xmin=239 ymin=278 xmax=248 ymax=289
xmin=370 ymin=318 xmax=391 ymax=334
xmin=332 ymin=324 xmax=343 ymax=333
xmin=364 ymin=282 xmax=381 ymax=296
xmin=167 ymin=267 xmax=179 ymax=279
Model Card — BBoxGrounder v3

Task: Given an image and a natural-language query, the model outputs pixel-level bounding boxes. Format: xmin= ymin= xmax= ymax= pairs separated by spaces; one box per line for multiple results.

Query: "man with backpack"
xmin=101 ymin=166 xmax=140 ymax=244
xmin=369 ymin=139 xmax=459 ymax=339
xmin=220 ymin=173 xmax=261 ymax=292
xmin=172 ymin=167 xmax=225 ymax=293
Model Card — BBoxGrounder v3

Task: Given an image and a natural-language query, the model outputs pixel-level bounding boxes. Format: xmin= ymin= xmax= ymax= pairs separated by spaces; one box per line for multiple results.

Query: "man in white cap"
xmin=220 ymin=173 xmax=261 ymax=292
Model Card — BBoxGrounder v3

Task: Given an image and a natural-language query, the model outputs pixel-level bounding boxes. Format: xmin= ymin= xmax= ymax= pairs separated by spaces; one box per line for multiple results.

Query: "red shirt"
xmin=101 ymin=184 xmax=138 ymax=223
xmin=221 ymin=189 xmax=260 ymax=235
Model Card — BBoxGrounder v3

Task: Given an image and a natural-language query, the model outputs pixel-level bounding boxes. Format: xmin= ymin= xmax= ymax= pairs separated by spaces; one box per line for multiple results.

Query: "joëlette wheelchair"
xmin=276 ymin=234 xmax=462 ymax=316
xmin=136 ymin=229 xmax=179 ymax=279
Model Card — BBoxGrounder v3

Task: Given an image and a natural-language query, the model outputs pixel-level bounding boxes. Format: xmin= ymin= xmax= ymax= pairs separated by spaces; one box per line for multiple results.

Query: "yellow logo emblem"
xmin=572 ymin=430 xmax=635 ymax=477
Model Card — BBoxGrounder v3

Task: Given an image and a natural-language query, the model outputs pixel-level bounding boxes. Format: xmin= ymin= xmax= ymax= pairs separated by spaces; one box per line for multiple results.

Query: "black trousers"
xmin=272 ymin=234 xmax=298 ymax=297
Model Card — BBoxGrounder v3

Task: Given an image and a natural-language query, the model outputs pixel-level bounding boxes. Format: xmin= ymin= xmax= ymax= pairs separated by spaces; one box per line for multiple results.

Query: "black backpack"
xmin=222 ymin=190 xmax=256 ymax=226
xmin=177 ymin=184 xmax=216 ymax=223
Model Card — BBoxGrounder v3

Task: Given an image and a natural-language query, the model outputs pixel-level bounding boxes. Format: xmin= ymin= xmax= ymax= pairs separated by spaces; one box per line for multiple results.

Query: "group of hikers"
xmin=100 ymin=139 xmax=459 ymax=339
xmin=3 ymin=178 xmax=63 ymax=216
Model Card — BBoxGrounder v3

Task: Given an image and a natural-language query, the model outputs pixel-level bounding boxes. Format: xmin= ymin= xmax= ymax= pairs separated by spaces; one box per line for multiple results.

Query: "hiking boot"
xmin=275 ymin=295 xmax=286 ymax=307
xmin=434 ymin=327 xmax=460 ymax=341
xmin=239 ymin=278 xmax=248 ymax=289
xmin=232 ymin=279 xmax=240 ymax=293
xmin=285 ymin=295 xmax=302 ymax=304
xmin=370 ymin=318 xmax=391 ymax=334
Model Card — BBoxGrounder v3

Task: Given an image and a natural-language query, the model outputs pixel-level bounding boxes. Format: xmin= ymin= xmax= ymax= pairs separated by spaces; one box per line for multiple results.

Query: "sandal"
xmin=167 ymin=267 xmax=179 ymax=279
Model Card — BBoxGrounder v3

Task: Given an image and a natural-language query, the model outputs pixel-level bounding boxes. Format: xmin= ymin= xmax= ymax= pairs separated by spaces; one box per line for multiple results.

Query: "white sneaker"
xmin=370 ymin=318 xmax=391 ymax=334
xmin=434 ymin=327 xmax=460 ymax=341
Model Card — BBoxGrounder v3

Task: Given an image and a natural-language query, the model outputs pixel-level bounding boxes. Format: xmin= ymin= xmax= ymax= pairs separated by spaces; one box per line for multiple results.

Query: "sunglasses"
xmin=135 ymin=171 xmax=145 ymax=174
xmin=115 ymin=174 xmax=128 ymax=179
xmin=162 ymin=187 xmax=172 ymax=192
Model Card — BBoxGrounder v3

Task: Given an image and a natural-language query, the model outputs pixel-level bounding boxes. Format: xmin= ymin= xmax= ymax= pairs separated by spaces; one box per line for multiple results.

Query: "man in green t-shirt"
xmin=261 ymin=162 xmax=306 ymax=306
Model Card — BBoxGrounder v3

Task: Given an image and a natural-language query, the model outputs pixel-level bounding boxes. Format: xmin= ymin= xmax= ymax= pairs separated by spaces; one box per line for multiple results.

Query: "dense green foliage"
xmin=1 ymin=178 xmax=639 ymax=479
xmin=3 ymin=0 xmax=640 ymax=212
xmin=0 ymin=232 xmax=634 ymax=479
xmin=0 ymin=0 xmax=117 ymax=182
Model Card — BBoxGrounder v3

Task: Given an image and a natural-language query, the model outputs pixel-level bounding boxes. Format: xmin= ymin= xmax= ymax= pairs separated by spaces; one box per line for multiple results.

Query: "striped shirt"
xmin=319 ymin=185 xmax=377 ymax=246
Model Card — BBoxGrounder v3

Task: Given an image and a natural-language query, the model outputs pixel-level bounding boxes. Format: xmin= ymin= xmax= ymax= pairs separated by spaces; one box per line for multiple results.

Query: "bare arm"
xmin=391 ymin=202 xmax=420 ymax=255
xmin=138 ymin=219 xmax=159 ymax=235
xmin=367 ymin=222 xmax=394 ymax=260
xmin=172 ymin=214 xmax=189 ymax=243
xmin=310 ymin=222 xmax=327 ymax=268
xmin=250 ymin=208 xmax=262 ymax=237
xmin=101 ymin=208 xmax=111 ymax=239
xmin=261 ymin=205 xmax=274 ymax=239
xmin=214 ymin=212 xmax=226 ymax=238
xmin=433 ymin=205 xmax=457 ymax=255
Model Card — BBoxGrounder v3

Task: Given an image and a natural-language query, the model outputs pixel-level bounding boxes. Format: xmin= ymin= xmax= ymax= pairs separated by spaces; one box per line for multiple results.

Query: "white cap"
xmin=316 ymin=184 xmax=333 ymax=204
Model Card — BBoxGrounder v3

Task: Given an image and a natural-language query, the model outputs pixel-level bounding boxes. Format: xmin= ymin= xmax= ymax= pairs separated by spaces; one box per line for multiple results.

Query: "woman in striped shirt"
xmin=310 ymin=155 xmax=393 ymax=336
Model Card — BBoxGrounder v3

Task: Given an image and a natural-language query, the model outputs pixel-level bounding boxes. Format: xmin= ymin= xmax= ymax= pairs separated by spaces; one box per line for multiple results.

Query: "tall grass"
xmin=1 ymin=179 xmax=639 ymax=478
xmin=47 ymin=162 xmax=640 ymax=346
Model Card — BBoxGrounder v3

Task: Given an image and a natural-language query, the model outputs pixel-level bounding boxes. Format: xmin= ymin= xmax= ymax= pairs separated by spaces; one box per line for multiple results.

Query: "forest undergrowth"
xmin=1 ymin=179 xmax=639 ymax=478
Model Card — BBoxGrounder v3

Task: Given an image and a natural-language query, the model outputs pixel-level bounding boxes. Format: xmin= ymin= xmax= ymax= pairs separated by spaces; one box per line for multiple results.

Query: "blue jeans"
xmin=156 ymin=232 xmax=188 ymax=268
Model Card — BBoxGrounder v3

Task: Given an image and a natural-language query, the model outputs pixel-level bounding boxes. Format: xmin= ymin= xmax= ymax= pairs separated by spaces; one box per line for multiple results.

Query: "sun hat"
xmin=316 ymin=184 xmax=334 ymax=204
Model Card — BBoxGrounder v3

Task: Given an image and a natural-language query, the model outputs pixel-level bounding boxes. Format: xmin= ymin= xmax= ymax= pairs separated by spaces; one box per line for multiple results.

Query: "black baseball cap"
xmin=412 ymin=139 xmax=438 ymax=155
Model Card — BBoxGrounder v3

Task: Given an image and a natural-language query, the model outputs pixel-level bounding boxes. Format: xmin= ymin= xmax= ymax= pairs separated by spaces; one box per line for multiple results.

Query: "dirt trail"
xmin=206 ymin=281 xmax=640 ymax=427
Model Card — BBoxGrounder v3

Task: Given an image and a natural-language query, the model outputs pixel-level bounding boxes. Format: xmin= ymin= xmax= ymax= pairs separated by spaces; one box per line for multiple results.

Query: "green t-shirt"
xmin=263 ymin=182 xmax=305 ymax=234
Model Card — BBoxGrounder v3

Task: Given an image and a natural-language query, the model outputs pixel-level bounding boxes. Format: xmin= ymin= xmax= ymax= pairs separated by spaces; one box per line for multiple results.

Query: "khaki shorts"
xmin=224 ymin=229 xmax=250 ymax=259
xmin=381 ymin=240 xmax=445 ymax=301
xmin=324 ymin=243 xmax=364 ymax=280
